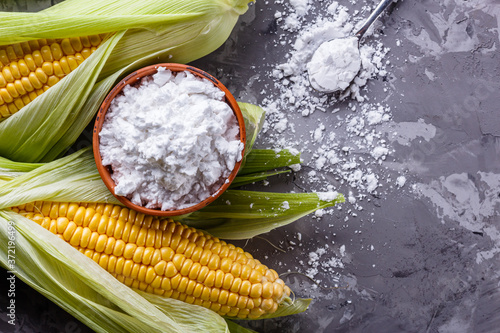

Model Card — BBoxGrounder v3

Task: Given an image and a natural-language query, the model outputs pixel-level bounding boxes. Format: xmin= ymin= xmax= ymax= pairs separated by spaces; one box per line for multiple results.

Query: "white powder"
xmin=251 ymin=0 xmax=411 ymax=293
xmin=289 ymin=0 xmax=309 ymax=16
xmin=316 ymin=191 xmax=339 ymax=202
xmin=371 ymin=146 xmax=389 ymax=160
xmin=99 ymin=68 xmax=244 ymax=211
xmin=307 ymin=36 xmax=361 ymax=93
xmin=281 ymin=201 xmax=290 ymax=210
xmin=396 ymin=176 xmax=407 ymax=188
xmin=305 ymin=245 xmax=344 ymax=278
xmin=364 ymin=173 xmax=379 ymax=193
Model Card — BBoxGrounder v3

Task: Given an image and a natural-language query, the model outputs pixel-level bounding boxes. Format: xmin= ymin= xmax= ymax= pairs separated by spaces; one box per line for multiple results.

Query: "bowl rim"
xmin=93 ymin=63 xmax=246 ymax=216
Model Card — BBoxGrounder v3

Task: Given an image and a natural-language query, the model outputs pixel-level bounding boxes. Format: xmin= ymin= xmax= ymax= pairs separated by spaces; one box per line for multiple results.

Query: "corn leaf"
xmin=0 ymin=148 xmax=120 ymax=210
xmin=0 ymin=157 xmax=42 ymax=172
xmin=230 ymin=170 xmax=291 ymax=188
xmin=0 ymin=156 xmax=42 ymax=181
xmin=238 ymin=149 xmax=301 ymax=176
xmin=0 ymin=210 xmax=228 ymax=332
xmin=136 ymin=291 xmax=229 ymax=332
xmin=184 ymin=190 xmax=344 ymax=239
xmin=0 ymin=0 xmax=253 ymax=162
xmin=238 ymin=103 xmax=266 ymax=157
xmin=225 ymin=320 xmax=259 ymax=333
xmin=0 ymin=14 xmax=202 ymax=44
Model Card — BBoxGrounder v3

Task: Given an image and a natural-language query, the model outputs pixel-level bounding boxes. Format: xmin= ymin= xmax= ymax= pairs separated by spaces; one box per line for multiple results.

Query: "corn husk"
xmin=0 ymin=0 xmax=252 ymax=162
xmin=184 ymin=190 xmax=344 ymax=239
xmin=238 ymin=103 xmax=266 ymax=159
xmin=0 ymin=156 xmax=42 ymax=181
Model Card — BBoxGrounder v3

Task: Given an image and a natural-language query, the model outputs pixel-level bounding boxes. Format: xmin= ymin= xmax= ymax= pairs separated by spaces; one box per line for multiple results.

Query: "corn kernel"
xmin=69 ymin=37 xmax=83 ymax=52
xmin=60 ymin=39 xmax=75 ymax=55
xmin=164 ymin=262 xmax=177 ymax=277
xmin=192 ymin=283 xmax=204 ymax=298
xmin=95 ymin=234 xmax=108 ymax=252
xmin=204 ymin=270 xmax=216 ymax=288
xmin=170 ymin=274 xmax=181 ymax=289
xmin=180 ymin=258 xmax=193 ymax=276
xmin=177 ymin=276 xmax=189 ymax=293
xmin=196 ymin=266 xmax=209 ymax=283
xmin=63 ymin=221 xmax=77 ymax=241
xmin=69 ymin=227 xmax=83 ymax=247
xmin=230 ymin=278 xmax=242 ymax=293
xmin=239 ymin=280 xmax=252 ymax=296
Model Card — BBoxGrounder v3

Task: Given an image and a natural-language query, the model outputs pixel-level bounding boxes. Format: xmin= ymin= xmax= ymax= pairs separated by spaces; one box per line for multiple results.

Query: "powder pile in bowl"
xmin=98 ymin=68 xmax=244 ymax=211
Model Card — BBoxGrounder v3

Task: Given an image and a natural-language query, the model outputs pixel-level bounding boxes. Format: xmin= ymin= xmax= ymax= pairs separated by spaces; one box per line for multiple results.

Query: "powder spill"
xmin=259 ymin=1 xmax=397 ymax=206
xmin=99 ymin=68 xmax=244 ymax=211
xmin=251 ymin=0 xmax=402 ymax=291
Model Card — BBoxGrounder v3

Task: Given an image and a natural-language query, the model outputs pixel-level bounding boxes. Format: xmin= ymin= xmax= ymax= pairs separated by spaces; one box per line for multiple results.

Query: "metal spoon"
xmin=307 ymin=0 xmax=394 ymax=93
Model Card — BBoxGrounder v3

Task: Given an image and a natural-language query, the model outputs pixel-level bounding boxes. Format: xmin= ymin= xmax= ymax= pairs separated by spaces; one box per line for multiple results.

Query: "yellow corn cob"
xmin=0 ymin=34 xmax=108 ymax=120
xmin=12 ymin=201 xmax=291 ymax=319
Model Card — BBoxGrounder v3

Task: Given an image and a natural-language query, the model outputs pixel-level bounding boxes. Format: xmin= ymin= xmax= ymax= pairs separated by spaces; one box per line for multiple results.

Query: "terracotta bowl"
xmin=93 ymin=63 xmax=246 ymax=216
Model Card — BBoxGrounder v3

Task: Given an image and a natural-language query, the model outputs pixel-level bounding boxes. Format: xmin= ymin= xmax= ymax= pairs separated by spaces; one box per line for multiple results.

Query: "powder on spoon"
xmin=99 ymin=68 xmax=244 ymax=211
xmin=307 ymin=36 xmax=361 ymax=93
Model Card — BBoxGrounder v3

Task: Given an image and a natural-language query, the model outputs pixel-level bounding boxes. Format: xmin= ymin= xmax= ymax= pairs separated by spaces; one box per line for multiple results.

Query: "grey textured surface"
xmin=2 ymin=0 xmax=500 ymax=332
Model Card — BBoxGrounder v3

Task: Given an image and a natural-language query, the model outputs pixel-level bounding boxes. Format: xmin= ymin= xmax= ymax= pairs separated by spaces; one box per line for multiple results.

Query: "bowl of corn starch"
xmin=93 ymin=63 xmax=246 ymax=216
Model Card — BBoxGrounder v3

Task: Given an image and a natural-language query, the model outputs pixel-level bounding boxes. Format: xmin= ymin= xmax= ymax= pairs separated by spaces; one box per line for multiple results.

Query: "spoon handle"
xmin=355 ymin=0 xmax=394 ymax=39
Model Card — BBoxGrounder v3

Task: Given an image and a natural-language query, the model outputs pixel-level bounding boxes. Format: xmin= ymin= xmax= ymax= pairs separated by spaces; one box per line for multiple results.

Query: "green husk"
xmin=0 ymin=149 xmax=119 ymax=210
xmin=0 ymin=148 xmax=344 ymax=239
xmin=184 ymin=190 xmax=344 ymax=239
xmin=0 ymin=156 xmax=42 ymax=181
xmin=238 ymin=103 xmax=266 ymax=158
xmin=229 ymin=169 xmax=291 ymax=188
xmin=238 ymin=149 xmax=301 ymax=175
xmin=0 ymin=0 xmax=253 ymax=162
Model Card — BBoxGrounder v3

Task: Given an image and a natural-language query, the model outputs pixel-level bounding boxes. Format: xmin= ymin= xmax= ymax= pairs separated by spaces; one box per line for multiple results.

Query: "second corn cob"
xmin=12 ymin=201 xmax=291 ymax=319
xmin=0 ymin=34 xmax=107 ymax=119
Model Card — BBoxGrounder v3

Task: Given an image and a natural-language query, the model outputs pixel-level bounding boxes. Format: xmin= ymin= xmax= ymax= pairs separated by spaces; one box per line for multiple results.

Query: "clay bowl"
xmin=93 ymin=63 xmax=246 ymax=216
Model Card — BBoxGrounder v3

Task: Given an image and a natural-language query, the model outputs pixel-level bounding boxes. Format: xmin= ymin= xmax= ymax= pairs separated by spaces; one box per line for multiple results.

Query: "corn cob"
xmin=12 ymin=201 xmax=291 ymax=319
xmin=0 ymin=34 xmax=108 ymax=119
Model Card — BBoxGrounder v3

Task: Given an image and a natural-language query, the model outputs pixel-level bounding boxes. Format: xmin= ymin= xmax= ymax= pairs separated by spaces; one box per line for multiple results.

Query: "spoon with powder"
xmin=307 ymin=0 xmax=394 ymax=93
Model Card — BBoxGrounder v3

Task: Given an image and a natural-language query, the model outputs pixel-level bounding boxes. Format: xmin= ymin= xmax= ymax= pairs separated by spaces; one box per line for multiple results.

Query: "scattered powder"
xmin=364 ymin=173 xmax=379 ymax=193
xmin=307 ymin=36 xmax=362 ymax=93
xmin=306 ymin=245 xmax=345 ymax=279
xmin=317 ymin=191 xmax=340 ymax=202
xmin=252 ymin=1 xmax=406 ymax=289
xmin=289 ymin=0 xmax=310 ymax=16
xmin=99 ymin=69 xmax=244 ymax=211
xmin=396 ymin=176 xmax=406 ymax=188
xmin=371 ymin=146 xmax=389 ymax=160
xmin=259 ymin=1 xmax=398 ymax=212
